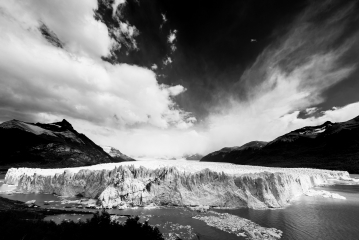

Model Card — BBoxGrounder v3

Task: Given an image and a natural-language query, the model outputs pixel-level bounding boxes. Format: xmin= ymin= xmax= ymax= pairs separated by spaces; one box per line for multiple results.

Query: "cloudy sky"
xmin=1 ymin=0 xmax=359 ymax=157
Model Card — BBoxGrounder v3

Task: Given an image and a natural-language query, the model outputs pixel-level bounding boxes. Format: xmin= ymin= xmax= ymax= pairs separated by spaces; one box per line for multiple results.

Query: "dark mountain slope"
xmin=0 ymin=119 xmax=131 ymax=168
xmin=183 ymin=154 xmax=204 ymax=160
xmin=202 ymin=141 xmax=268 ymax=163
xmin=201 ymin=116 xmax=359 ymax=173
xmin=101 ymin=145 xmax=134 ymax=161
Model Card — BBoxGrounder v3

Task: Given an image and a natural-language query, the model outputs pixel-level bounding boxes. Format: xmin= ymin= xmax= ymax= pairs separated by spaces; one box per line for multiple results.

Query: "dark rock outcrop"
xmin=201 ymin=115 xmax=359 ymax=173
xmin=0 ymin=119 xmax=130 ymax=168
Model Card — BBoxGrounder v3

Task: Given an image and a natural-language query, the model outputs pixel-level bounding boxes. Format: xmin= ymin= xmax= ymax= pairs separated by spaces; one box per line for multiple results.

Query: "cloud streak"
xmin=201 ymin=0 xmax=359 ymax=152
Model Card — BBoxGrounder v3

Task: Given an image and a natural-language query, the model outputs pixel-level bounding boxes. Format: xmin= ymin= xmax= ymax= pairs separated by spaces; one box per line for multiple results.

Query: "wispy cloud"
xmin=305 ymin=107 xmax=318 ymax=115
xmin=114 ymin=21 xmax=140 ymax=50
xmin=163 ymin=56 xmax=173 ymax=65
xmin=112 ymin=0 xmax=126 ymax=17
xmin=151 ymin=64 xmax=158 ymax=70
xmin=201 ymin=0 xmax=359 ymax=152
xmin=96 ymin=0 xmax=139 ymax=53
xmin=160 ymin=13 xmax=167 ymax=29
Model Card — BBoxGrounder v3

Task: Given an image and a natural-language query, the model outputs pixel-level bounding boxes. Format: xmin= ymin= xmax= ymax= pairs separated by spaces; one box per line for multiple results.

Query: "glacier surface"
xmin=5 ymin=160 xmax=350 ymax=209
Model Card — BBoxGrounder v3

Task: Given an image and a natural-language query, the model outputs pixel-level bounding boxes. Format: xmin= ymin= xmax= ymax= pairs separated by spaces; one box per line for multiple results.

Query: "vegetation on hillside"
xmin=0 ymin=210 xmax=165 ymax=240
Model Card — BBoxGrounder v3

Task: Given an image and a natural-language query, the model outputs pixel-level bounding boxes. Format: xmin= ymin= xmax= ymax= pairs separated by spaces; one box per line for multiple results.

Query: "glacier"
xmin=4 ymin=160 xmax=350 ymax=209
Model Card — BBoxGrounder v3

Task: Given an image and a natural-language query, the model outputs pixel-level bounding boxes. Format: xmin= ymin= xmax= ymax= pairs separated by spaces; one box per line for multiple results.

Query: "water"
xmin=44 ymin=214 xmax=94 ymax=223
xmin=43 ymin=207 xmax=243 ymax=240
xmin=1 ymin=174 xmax=359 ymax=239
xmin=0 ymin=173 xmax=6 ymax=180
xmin=215 ymin=183 xmax=359 ymax=240
xmin=107 ymin=208 xmax=243 ymax=240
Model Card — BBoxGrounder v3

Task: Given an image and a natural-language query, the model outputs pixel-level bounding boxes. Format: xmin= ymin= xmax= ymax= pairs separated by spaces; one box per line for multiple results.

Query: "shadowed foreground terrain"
xmin=0 ymin=196 xmax=165 ymax=240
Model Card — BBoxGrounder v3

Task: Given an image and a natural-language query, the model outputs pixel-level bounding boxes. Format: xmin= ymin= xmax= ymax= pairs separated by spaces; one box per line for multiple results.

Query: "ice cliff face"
xmin=5 ymin=161 xmax=349 ymax=209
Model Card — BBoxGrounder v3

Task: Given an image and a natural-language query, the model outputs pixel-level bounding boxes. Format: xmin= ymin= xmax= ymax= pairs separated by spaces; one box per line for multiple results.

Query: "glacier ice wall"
xmin=5 ymin=162 xmax=349 ymax=209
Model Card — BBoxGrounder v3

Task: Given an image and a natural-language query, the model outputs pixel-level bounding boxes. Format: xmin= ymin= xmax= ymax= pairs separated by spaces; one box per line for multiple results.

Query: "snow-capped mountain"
xmin=183 ymin=154 xmax=204 ymax=160
xmin=130 ymin=154 xmax=203 ymax=161
xmin=201 ymin=115 xmax=359 ymax=173
xmin=0 ymin=119 xmax=129 ymax=168
xmin=101 ymin=145 xmax=134 ymax=161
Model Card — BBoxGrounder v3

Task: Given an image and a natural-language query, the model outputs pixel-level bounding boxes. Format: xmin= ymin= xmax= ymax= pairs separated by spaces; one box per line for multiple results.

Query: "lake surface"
xmin=214 ymin=183 xmax=359 ymax=240
xmin=1 ymin=174 xmax=359 ymax=240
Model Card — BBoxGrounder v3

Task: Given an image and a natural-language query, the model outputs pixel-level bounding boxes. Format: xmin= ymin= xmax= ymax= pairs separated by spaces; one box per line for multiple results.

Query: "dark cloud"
xmin=99 ymin=0 xmax=359 ymax=122
xmin=100 ymin=0 xmax=310 ymax=119
xmin=39 ymin=23 xmax=63 ymax=48
xmin=97 ymin=0 xmax=173 ymax=66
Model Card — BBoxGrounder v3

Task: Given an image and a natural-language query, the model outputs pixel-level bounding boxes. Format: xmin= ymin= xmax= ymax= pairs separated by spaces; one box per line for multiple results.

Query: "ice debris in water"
xmin=305 ymin=189 xmax=346 ymax=200
xmin=193 ymin=211 xmax=282 ymax=240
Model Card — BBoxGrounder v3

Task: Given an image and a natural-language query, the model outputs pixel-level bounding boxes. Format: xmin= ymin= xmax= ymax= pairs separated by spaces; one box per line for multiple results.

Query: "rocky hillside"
xmin=0 ymin=119 xmax=130 ymax=168
xmin=183 ymin=154 xmax=204 ymax=160
xmin=201 ymin=115 xmax=359 ymax=173
xmin=101 ymin=145 xmax=134 ymax=161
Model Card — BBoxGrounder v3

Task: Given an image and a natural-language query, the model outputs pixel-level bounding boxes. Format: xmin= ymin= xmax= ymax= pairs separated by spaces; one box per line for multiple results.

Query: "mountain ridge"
xmin=201 ymin=115 xmax=359 ymax=173
xmin=100 ymin=145 xmax=134 ymax=161
xmin=0 ymin=119 xmax=132 ymax=169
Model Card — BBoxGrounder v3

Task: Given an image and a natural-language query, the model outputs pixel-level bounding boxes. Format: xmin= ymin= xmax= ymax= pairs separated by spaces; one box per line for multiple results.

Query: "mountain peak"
xmin=0 ymin=118 xmax=125 ymax=168
xmin=1 ymin=119 xmax=19 ymax=124
xmin=100 ymin=145 xmax=134 ymax=161
xmin=52 ymin=119 xmax=74 ymax=130
xmin=0 ymin=119 xmax=25 ymax=129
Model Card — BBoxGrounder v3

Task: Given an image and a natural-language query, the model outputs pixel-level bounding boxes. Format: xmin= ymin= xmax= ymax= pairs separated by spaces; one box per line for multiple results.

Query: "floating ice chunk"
xmin=340 ymin=176 xmax=353 ymax=181
xmin=25 ymin=200 xmax=36 ymax=204
xmin=193 ymin=211 xmax=282 ymax=239
xmin=340 ymin=176 xmax=359 ymax=183
xmin=0 ymin=183 xmax=17 ymax=193
xmin=61 ymin=199 xmax=81 ymax=204
xmin=144 ymin=203 xmax=158 ymax=209
xmin=305 ymin=189 xmax=346 ymax=200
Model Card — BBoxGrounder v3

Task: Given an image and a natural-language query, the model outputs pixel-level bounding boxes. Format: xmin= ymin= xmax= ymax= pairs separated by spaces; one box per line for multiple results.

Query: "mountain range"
xmin=0 ymin=119 xmax=133 ymax=169
xmin=183 ymin=154 xmax=204 ymax=160
xmin=201 ymin=115 xmax=359 ymax=173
